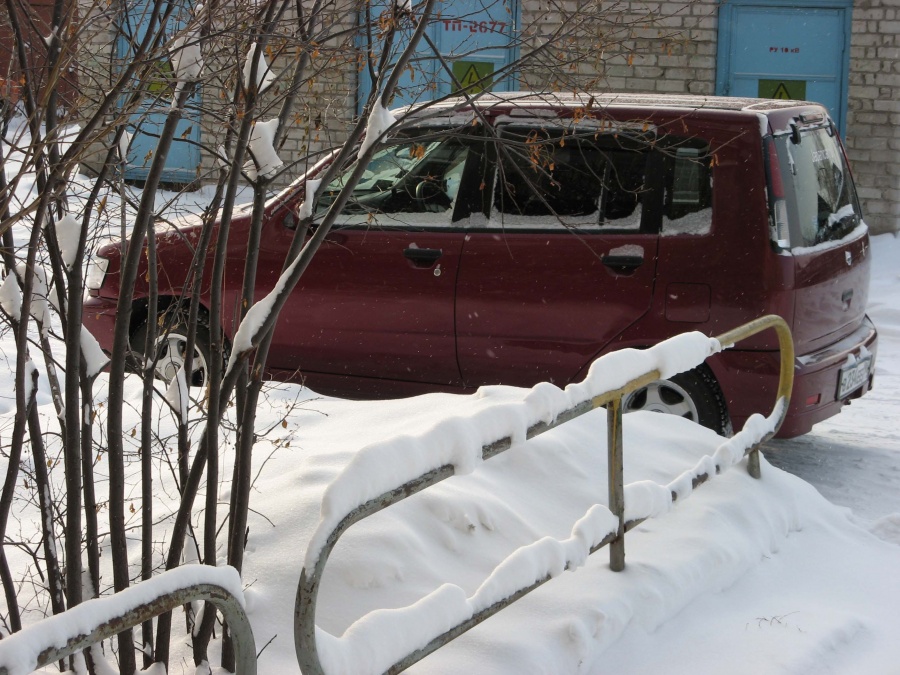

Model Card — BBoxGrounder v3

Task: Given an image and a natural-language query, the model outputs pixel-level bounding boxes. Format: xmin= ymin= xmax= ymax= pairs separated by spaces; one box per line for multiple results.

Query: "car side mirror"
xmin=283 ymin=210 xmax=297 ymax=230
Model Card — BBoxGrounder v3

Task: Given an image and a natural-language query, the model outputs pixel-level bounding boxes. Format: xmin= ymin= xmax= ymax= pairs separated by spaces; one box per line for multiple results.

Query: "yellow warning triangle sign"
xmin=460 ymin=64 xmax=481 ymax=89
xmin=773 ymin=82 xmax=792 ymax=100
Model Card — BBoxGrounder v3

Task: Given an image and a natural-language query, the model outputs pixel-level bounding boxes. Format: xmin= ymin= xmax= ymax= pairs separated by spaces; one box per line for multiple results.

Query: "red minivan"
xmin=84 ymin=93 xmax=877 ymax=438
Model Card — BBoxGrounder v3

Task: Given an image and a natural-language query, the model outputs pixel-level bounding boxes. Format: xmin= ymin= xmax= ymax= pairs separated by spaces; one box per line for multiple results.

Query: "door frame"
xmin=355 ymin=0 xmax=521 ymax=115
xmin=714 ymin=0 xmax=853 ymax=135
xmin=116 ymin=0 xmax=202 ymax=184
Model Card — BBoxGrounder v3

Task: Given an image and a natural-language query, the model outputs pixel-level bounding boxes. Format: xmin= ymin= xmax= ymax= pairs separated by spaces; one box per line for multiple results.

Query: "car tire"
xmin=131 ymin=311 xmax=214 ymax=389
xmin=622 ymin=364 xmax=732 ymax=436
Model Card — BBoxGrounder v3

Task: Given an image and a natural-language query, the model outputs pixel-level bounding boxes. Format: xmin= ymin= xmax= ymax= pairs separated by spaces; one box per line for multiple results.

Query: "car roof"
xmin=401 ymin=91 xmax=820 ymax=116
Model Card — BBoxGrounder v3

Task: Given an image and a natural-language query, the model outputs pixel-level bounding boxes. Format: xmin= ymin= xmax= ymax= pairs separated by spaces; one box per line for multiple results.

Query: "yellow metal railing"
xmin=294 ymin=315 xmax=794 ymax=675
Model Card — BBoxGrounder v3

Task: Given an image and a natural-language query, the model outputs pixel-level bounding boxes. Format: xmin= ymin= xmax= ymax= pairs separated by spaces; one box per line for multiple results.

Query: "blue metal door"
xmin=118 ymin=0 xmax=201 ymax=184
xmin=357 ymin=0 xmax=518 ymax=111
xmin=716 ymin=2 xmax=851 ymax=133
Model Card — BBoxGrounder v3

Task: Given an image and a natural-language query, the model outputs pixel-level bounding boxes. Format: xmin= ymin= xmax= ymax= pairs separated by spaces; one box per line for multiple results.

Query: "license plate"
xmin=837 ymin=355 xmax=872 ymax=399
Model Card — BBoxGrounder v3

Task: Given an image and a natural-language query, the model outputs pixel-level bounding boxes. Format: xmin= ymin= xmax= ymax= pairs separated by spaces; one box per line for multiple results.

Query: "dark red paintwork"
xmin=84 ymin=93 xmax=878 ymax=438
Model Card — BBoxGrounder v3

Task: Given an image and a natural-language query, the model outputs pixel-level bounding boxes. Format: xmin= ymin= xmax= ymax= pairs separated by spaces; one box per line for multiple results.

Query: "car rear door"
xmin=456 ymin=125 xmax=661 ymax=388
xmin=768 ymin=120 xmax=871 ymax=355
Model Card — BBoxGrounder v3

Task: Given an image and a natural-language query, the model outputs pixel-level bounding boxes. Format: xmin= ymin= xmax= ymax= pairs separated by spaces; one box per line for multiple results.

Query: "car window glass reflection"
xmin=490 ymin=128 xmax=649 ymax=231
xmin=316 ymin=137 xmax=469 ymax=221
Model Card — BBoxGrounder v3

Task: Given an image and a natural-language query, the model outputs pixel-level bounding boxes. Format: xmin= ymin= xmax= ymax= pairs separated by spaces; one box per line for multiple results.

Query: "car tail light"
xmin=86 ymin=255 xmax=110 ymax=292
xmin=765 ymin=138 xmax=790 ymax=249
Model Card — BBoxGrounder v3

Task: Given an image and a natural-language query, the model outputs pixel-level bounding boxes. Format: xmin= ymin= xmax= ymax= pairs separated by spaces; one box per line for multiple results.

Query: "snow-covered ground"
xmin=0 ymin=112 xmax=897 ymax=673
xmin=224 ymin=234 xmax=900 ymax=675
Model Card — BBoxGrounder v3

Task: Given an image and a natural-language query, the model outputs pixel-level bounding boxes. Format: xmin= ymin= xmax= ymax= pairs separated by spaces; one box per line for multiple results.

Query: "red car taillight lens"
xmin=765 ymin=138 xmax=790 ymax=249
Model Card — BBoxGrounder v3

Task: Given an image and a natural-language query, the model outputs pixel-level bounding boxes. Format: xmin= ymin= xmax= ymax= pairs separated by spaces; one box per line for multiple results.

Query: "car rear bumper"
xmin=713 ymin=316 xmax=878 ymax=438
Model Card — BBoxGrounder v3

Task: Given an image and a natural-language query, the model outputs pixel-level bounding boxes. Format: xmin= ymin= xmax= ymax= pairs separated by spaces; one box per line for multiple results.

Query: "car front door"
xmin=261 ymin=132 xmax=475 ymax=389
xmin=456 ymin=125 xmax=661 ymax=388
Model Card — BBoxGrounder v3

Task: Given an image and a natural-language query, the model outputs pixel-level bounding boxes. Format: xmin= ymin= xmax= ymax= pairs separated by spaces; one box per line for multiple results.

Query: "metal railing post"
xmin=607 ymin=396 xmax=626 ymax=571
xmin=714 ymin=315 xmax=795 ymax=480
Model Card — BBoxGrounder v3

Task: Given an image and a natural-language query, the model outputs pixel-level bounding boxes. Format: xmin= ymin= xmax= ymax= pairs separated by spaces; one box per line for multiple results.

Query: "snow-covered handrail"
xmin=294 ymin=315 xmax=794 ymax=675
xmin=0 ymin=566 xmax=255 ymax=675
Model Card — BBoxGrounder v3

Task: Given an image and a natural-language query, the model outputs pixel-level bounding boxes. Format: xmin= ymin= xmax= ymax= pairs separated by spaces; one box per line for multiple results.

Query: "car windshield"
xmin=775 ymin=125 xmax=861 ymax=247
xmin=316 ymin=132 xmax=469 ymax=216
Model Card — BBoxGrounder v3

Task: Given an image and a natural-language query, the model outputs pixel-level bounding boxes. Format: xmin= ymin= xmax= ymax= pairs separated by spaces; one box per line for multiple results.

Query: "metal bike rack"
xmin=294 ymin=315 xmax=794 ymax=675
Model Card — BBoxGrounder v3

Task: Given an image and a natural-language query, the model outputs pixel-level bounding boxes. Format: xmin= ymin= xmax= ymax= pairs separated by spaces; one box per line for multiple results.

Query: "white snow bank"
xmin=316 ymin=505 xmax=620 ymax=675
xmin=305 ymin=331 xmax=721 ymax=570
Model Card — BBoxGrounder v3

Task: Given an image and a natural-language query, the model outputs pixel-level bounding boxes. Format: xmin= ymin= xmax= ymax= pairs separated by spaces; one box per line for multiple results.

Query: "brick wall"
xmin=846 ymin=0 xmax=900 ymax=235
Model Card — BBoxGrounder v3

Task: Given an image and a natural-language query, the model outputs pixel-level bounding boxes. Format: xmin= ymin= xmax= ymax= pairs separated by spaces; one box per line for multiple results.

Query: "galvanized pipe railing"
xmin=0 ymin=569 xmax=256 ymax=675
xmin=294 ymin=315 xmax=794 ymax=675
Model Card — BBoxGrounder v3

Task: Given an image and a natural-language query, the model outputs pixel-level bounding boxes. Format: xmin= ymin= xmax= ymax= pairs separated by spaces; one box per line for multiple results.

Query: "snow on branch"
xmin=54 ymin=213 xmax=81 ymax=270
xmin=356 ymin=104 xmax=397 ymax=162
xmin=226 ymin=249 xmax=302 ymax=375
xmin=169 ymin=21 xmax=204 ymax=104
xmin=1 ymin=266 xmax=52 ymax=330
xmin=0 ymin=273 xmax=22 ymax=321
xmin=245 ymin=119 xmax=283 ymax=180
xmin=243 ymin=42 xmax=277 ymax=94
xmin=164 ymin=365 xmax=189 ymax=424
xmin=80 ymin=327 xmax=109 ymax=379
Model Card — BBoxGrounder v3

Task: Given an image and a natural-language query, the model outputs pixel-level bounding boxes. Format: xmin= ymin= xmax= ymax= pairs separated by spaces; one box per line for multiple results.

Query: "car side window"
xmin=660 ymin=142 xmax=713 ymax=236
xmin=316 ymin=135 xmax=470 ymax=223
xmin=489 ymin=127 xmax=651 ymax=231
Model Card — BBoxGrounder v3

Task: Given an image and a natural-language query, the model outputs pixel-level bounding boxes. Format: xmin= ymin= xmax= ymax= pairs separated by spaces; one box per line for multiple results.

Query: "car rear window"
xmin=772 ymin=126 xmax=861 ymax=248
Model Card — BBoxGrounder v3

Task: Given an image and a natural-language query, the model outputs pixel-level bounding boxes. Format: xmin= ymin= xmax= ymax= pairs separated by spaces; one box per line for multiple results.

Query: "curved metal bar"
xmin=0 ymin=580 xmax=256 ymax=675
xmin=714 ymin=314 xmax=795 ymax=477
xmin=295 ymin=316 xmax=795 ymax=675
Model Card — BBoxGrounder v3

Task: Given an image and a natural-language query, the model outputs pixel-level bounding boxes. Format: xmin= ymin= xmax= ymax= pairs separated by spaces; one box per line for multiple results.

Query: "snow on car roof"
xmin=401 ymin=91 xmax=819 ymax=116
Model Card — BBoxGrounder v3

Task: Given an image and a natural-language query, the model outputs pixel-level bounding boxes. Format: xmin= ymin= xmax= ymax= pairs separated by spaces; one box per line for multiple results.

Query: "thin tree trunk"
xmin=28 ymin=404 xmax=66 ymax=618
xmin=106 ymin=83 xmax=196 ymax=675
xmin=140 ymin=219 xmax=159 ymax=669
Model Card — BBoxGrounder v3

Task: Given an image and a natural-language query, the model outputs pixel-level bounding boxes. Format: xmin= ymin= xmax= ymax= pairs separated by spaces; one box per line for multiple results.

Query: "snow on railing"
xmin=294 ymin=315 xmax=795 ymax=675
xmin=0 ymin=566 xmax=255 ymax=675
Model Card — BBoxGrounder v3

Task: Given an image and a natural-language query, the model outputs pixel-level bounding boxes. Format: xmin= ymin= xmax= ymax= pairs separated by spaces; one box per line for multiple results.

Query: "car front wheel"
xmin=131 ymin=312 xmax=213 ymax=390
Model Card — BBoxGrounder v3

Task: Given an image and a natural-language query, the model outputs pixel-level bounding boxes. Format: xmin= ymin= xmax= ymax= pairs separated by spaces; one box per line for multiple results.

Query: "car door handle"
xmin=841 ymin=288 xmax=853 ymax=310
xmin=601 ymin=255 xmax=644 ymax=274
xmin=403 ymin=247 xmax=443 ymax=267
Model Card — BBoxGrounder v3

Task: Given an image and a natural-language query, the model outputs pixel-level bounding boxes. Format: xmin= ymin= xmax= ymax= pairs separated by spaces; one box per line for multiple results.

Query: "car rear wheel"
xmin=132 ymin=312 xmax=213 ymax=390
xmin=622 ymin=365 xmax=731 ymax=436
